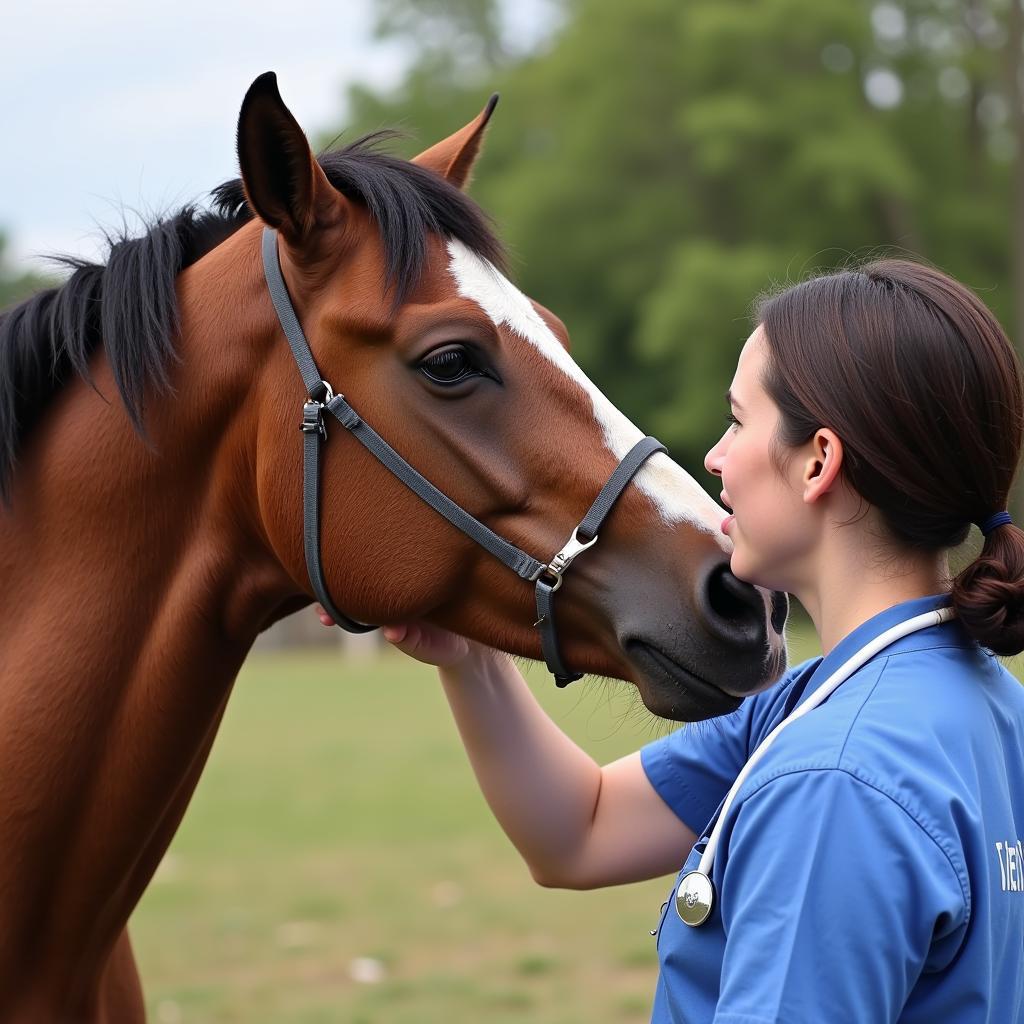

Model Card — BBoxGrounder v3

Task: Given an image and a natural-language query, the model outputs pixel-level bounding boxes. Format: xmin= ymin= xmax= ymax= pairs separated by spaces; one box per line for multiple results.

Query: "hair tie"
xmin=978 ymin=510 xmax=1013 ymax=536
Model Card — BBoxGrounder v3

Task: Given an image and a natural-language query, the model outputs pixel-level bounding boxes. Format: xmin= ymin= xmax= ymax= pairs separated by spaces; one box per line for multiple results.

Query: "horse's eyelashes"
xmin=428 ymin=350 xmax=464 ymax=368
xmin=418 ymin=346 xmax=482 ymax=385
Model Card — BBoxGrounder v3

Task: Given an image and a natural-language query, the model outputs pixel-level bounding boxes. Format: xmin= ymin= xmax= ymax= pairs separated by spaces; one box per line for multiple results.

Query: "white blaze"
xmin=446 ymin=240 xmax=727 ymax=543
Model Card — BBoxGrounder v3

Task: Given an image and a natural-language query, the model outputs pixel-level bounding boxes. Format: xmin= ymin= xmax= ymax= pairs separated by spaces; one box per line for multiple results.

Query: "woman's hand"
xmin=315 ymin=606 xmax=477 ymax=668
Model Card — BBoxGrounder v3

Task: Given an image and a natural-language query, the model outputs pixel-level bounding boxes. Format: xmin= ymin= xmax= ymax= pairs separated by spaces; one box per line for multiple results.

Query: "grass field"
xmin=133 ymin=643 xmax=710 ymax=1023
xmin=130 ymin=622 xmax=1001 ymax=1022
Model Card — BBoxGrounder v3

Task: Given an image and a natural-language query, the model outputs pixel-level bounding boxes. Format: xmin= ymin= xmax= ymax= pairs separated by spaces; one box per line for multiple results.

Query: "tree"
xmin=329 ymin=0 xmax=1018 ymax=468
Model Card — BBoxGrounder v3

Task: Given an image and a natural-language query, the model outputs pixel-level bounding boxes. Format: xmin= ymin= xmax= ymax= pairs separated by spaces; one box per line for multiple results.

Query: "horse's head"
xmin=236 ymin=73 xmax=786 ymax=721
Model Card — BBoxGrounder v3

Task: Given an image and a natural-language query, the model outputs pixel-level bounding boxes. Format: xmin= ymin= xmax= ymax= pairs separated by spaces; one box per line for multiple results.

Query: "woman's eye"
xmin=725 ymin=412 xmax=741 ymax=429
xmin=419 ymin=347 xmax=481 ymax=385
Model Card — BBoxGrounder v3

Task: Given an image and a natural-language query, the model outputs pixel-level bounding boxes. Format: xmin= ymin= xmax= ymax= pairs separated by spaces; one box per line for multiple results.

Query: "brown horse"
xmin=0 ymin=73 xmax=786 ymax=1020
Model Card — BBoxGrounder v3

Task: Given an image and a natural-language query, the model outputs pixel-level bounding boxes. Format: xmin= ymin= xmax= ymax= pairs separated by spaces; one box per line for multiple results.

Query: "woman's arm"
xmin=383 ymin=622 xmax=696 ymax=889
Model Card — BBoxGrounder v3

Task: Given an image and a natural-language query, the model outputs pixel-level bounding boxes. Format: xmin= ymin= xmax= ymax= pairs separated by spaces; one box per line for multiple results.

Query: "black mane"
xmin=0 ymin=134 xmax=505 ymax=501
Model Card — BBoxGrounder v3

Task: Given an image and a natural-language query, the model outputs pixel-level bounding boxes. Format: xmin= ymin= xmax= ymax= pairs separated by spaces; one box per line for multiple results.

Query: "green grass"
xmin=131 ymin=621 xmax=965 ymax=1022
xmin=132 ymin=644 xmax=691 ymax=1023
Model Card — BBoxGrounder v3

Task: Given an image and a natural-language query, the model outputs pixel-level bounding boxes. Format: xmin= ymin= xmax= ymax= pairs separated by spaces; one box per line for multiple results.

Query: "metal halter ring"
xmin=311 ymin=380 xmax=335 ymax=404
xmin=538 ymin=528 xmax=599 ymax=593
xmin=300 ymin=381 xmax=336 ymax=438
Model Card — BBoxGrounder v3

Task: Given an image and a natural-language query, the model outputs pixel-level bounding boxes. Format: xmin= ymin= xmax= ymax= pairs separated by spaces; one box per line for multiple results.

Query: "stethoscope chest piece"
xmin=675 ymin=870 xmax=714 ymax=927
xmin=657 ymin=609 xmax=954 ymax=937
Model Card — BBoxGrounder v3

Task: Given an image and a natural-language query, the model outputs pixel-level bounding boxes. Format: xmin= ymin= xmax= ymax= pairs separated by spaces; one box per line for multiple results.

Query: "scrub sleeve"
xmin=639 ymin=661 xmax=813 ymax=837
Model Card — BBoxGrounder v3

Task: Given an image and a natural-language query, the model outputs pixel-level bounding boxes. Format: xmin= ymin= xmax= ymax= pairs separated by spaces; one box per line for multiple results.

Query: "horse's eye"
xmin=418 ymin=346 xmax=481 ymax=385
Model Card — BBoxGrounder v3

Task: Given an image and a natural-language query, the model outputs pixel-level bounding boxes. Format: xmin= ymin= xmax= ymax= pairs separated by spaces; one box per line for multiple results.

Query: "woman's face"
xmin=704 ymin=326 xmax=812 ymax=592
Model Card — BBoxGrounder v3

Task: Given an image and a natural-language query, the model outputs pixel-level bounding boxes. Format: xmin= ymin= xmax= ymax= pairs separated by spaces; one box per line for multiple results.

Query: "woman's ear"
xmin=802 ymin=428 xmax=844 ymax=505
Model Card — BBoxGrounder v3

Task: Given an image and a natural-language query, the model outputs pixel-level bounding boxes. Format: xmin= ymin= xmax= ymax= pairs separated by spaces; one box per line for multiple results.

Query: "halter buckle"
xmin=539 ymin=528 xmax=599 ymax=592
xmin=301 ymin=401 xmax=326 ymax=438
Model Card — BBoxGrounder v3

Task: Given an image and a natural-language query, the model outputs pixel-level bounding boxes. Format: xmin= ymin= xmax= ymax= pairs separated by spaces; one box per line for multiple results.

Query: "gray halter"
xmin=262 ymin=227 xmax=665 ymax=686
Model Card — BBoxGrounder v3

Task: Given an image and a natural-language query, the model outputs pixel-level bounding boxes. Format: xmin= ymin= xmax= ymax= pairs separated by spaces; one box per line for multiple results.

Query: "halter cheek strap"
xmin=534 ymin=435 xmax=666 ymax=682
xmin=262 ymin=227 xmax=665 ymax=686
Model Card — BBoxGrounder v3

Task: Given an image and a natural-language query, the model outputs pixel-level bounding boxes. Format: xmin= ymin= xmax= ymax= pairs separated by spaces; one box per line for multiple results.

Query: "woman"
xmin=323 ymin=260 xmax=1024 ymax=1022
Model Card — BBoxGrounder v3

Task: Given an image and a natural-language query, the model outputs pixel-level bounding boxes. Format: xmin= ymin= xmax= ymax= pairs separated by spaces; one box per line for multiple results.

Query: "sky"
xmin=1 ymin=2 xmax=412 ymax=268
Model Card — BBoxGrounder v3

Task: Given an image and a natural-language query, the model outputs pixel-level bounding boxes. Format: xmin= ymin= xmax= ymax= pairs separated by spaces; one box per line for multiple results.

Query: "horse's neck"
xmin=1 ymin=225 xmax=295 ymax=648
xmin=0 ymin=230 xmax=301 ymax=1001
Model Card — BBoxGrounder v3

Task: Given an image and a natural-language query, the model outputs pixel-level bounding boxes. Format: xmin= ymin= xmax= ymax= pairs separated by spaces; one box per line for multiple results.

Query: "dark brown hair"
xmin=757 ymin=260 xmax=1024 ymax=655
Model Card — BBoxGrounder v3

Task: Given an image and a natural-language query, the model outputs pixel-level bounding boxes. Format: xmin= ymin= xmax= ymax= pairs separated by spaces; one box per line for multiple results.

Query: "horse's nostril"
xmin=770 ymin=590 xmax=789 ymax=635
xmin=707 ymin=564 xmax=760 ymax=618
xmin=701 ymin=563 xmax=764 ymax=647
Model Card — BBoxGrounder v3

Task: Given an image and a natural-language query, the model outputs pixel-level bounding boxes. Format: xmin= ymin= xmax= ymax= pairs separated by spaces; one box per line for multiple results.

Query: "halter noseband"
xmin=262 ymin=227 xmax=665 ymax=686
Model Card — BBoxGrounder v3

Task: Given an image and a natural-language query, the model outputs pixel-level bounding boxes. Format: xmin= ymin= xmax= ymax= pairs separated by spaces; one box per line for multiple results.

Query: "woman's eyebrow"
xmin=726 ymin=389 xmax=744 ymax=411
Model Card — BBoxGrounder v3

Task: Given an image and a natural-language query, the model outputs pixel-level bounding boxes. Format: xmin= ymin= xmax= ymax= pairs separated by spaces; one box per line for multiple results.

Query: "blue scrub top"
xmin=641 ymin=594 xmax=1024 ymax=1023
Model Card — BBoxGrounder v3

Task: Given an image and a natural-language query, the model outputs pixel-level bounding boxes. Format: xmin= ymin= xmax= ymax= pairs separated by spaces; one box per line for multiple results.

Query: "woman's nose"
xmin=704 ymin=435 xmax=726 ymax=476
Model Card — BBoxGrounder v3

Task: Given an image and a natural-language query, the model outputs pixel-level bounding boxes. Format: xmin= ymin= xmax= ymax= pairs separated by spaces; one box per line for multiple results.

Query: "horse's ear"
xmin=411 ymin=94 xmax=499 ymax=190
xmin=237 ymin=72 xmax=341 ymax=243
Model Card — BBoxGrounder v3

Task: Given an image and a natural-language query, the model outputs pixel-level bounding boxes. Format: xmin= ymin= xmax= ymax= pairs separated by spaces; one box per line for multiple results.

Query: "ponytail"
xmin=953 ymin=520 xmax=1024 ymax=656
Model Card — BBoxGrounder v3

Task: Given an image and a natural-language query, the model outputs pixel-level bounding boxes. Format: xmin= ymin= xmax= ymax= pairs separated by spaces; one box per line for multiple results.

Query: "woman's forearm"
xmin=438 ymin=649 xmax=697 ymax=889
xmin=439 ymin=650 xmax=605 ymax=887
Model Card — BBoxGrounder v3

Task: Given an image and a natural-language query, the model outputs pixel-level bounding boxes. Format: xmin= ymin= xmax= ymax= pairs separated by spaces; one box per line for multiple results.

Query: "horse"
xmin=0 ymin=72 xmax=787 ymax=1020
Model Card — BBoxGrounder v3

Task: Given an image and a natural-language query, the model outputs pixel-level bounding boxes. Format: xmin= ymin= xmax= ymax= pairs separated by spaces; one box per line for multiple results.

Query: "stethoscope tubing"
xmin=677 ymin=606 xmax=955 ymax=927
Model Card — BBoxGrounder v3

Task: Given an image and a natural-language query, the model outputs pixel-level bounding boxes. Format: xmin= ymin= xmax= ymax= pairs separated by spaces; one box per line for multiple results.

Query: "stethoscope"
xmin=674 ymin=606 xmax=955 ymax=928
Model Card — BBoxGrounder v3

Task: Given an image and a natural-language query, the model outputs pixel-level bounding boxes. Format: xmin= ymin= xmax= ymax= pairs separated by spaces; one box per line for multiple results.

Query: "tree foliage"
xmin=330 ymin=0 xmax=1022 ymax=468
xmin=2 ymin=1 xmax=1015 ymax=479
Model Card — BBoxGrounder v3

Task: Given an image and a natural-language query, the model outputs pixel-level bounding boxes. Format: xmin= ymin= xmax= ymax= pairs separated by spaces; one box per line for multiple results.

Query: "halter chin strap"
xmin=262 ymin=227 xmax=665 ymax=686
